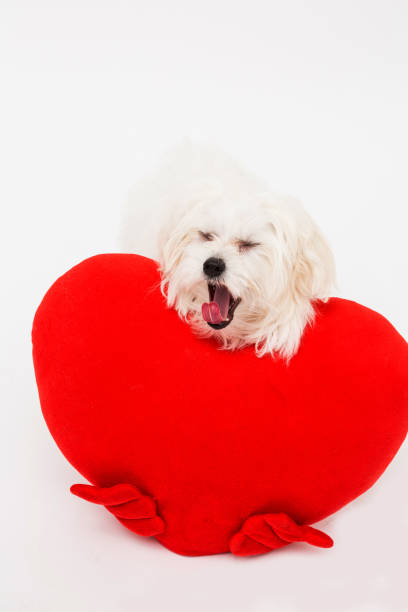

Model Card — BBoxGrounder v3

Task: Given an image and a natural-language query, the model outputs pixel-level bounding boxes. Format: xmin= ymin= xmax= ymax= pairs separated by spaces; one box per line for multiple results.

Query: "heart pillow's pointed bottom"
xmin=230 ymin=512 xmax=333 ymax=556
xmin=71 ymin=483 xmax=332 ymax=557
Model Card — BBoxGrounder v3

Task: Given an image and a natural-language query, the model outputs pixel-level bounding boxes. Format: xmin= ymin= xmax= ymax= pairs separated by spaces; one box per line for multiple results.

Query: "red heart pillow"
xmin=32 ymin=254 xmax=408 ymax=557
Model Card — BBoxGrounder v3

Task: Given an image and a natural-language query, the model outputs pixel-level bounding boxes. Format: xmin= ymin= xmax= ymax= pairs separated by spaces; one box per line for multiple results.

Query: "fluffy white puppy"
xmin=121 ymin=144 xmax=336 ymax=360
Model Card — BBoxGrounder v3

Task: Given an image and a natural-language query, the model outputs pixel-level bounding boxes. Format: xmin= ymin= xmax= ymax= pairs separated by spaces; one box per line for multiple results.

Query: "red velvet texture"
xmin=32 ymin=254 xmax=408 ymax=556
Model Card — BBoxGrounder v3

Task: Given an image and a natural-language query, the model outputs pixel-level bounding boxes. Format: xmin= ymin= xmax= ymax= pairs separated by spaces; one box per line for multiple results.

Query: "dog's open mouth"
xmin=201 ymin=283 xmax=241 ymax=330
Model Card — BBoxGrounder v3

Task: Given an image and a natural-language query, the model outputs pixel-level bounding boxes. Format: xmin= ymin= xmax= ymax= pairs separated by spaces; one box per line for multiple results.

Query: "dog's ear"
xmin=263 ymin=196 xmax=336 ymax=303
xmin=158 ymin=218 xmax=196 ymax=313
xmin=159 ymin=223 xmax=190 ymax=279
xmin=290 ymin=201 xmax=336 ymax=302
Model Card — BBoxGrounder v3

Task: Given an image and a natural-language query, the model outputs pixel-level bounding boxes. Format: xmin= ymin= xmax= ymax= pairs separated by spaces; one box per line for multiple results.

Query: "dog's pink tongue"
xmin=202 ymin=302 xmax=223 ymax=324
xmin=202 ymin=286 xmax=230 ymax=324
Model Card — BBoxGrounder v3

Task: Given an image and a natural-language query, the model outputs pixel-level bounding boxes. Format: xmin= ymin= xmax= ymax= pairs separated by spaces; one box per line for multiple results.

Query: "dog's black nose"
xmin=203 ymin=257 xmax=226 ymax=278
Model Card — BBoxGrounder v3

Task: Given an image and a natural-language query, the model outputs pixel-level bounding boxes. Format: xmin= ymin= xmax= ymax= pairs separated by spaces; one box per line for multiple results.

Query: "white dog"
xmin=121 ymin=143 xmax=336 ymax=360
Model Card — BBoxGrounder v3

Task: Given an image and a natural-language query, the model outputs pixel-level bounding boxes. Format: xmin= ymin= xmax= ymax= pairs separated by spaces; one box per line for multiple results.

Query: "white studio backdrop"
xmin=1 ymin=1 xmax=407 ymax=611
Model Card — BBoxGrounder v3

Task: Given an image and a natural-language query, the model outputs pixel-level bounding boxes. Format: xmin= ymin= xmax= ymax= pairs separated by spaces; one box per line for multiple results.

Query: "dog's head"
xmin=159 ymin=189 xmax=335 ymax=358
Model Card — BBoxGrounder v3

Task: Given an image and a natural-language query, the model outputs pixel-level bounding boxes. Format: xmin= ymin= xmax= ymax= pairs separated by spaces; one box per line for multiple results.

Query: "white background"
xmin=1 ymin=1 xmax=407 ymax=610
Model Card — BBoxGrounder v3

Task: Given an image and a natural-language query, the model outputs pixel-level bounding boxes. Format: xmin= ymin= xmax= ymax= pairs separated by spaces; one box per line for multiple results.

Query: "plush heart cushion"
xmin=32 ymin=254 xmax=408 ymax=557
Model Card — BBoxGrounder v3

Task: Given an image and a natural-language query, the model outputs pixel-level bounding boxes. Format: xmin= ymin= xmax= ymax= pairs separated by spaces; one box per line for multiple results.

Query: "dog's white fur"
xmin=121 ymin=143 xmax=336 ymax=360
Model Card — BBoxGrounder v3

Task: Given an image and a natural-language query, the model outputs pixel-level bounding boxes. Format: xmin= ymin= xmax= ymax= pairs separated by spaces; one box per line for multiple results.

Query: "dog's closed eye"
xmin=198 ymin=231 xmax=215 ymax=241
xmin=237 ymin=239 xmax=260 ymax=252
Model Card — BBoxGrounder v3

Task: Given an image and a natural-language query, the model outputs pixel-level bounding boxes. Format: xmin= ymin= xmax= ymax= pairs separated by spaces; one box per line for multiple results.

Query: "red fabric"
xmin=230 ymin=513 xmax=333 ymax=556
xmin=70 ymin=483 xmax=165 ymax=536
xmin=32 ymin=254 xmax=408 ymax=557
